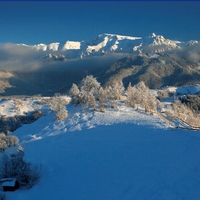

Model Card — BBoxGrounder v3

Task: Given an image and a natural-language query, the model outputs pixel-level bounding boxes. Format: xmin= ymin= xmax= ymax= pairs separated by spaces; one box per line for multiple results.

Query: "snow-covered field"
xmin=1 ymin=97 xmax=200 ymax=200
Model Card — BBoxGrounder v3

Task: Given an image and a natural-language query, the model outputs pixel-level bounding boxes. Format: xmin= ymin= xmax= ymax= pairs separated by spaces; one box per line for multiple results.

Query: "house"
xmin=1 ymin=178 xmax=19 ymax=191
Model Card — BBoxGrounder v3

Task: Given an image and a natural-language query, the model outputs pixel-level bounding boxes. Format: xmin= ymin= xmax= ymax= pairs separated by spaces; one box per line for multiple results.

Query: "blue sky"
xmin=0 ymin=1 xmax=200 ymax=44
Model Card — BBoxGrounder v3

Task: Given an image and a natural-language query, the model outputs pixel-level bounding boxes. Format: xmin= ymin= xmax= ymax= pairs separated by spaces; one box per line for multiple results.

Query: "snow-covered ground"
xmin=162 ymin=84 xmax=200 ymax=95
xmin=1 ymin=98 xmax=200 ymax=200
xmin=0 ymin=98 xmax=46 ymax=117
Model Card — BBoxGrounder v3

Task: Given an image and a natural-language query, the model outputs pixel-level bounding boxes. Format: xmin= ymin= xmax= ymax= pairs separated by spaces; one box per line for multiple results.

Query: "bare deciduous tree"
xmin=126 ymin=81 xmax=158 ymax=113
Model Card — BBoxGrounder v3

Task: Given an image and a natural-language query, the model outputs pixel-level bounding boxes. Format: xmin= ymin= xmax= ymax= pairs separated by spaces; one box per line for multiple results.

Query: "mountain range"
xmin=0 ymin=33 xmax=200 ymax=96
xmin=17 ymin=33 xmax=199 ymax=59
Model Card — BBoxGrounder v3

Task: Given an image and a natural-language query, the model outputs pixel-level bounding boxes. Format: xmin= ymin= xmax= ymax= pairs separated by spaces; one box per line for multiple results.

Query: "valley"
xmin=0 ymin=33 xmax=200 ymax=200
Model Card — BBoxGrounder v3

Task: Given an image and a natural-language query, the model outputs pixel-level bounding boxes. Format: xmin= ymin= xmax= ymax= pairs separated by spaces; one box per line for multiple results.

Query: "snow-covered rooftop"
xmin=2 ymin=178 xmax=17 ymax=187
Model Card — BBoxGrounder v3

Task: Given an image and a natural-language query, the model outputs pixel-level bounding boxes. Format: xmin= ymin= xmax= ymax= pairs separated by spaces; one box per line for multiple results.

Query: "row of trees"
xmin=69 ymin=75 xmax=159 ymax=113
xmin=70 ymin=75 xmax=124 ymax=111
xmin=126 ymin=81 xmax=159 ymax=113
xmin=69 ymin=75 xmax=200 ymax=128
xmin=179 ymin=95 xmax=200 ymax=114
xmin=69 ymin=75 xmax=125 ymax=112
xmin=166 ymin=100 xmax=200 ymax=128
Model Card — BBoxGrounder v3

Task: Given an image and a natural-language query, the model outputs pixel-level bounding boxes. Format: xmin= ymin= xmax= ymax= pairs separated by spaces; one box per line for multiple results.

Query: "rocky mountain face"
xmin=101 ymin=53 xmax=200 ymax=89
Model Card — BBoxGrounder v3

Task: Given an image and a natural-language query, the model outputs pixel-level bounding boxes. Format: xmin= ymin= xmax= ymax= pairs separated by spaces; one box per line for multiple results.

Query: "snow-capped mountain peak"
xmin=98 ymin=33 xmax=142 ymax=41
xmin=17 ymin=42 xmax=60 ymax=51
xmin=62 ymin=41 xmax=81 ymax=51
xmin=15 ymin=33 xmax=198 ymax=59
xmin=139 ymin=33 xmax=181 ymax=53
xmin=150 ymin=32 xmax=157 ymax=37
xmin=144 ymin=33 xmax=179 ymax=47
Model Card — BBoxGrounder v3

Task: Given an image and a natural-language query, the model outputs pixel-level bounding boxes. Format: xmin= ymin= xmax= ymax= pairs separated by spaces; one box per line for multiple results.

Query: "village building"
xmin=0 ymin=178 xmax=19 ymax=192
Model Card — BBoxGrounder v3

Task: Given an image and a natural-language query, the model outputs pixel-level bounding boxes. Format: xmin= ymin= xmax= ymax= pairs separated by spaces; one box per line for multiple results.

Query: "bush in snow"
xmin=54 ymin=108 xmax=68 ymax=121
xmin=13 ymin=99 xmax=24 ymax=115
xmin=0 ymin=135 xmax=19 ymax=152
xmin=50 ymin=96 xmax=69 ymax=121
xmin=157 ymin=90 xmax=169 ymax=101
xmin=0 ymin=147 xmax=42 ymax=189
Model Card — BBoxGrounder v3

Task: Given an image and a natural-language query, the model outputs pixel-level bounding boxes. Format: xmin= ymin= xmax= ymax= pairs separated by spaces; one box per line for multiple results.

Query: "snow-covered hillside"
xmin=15 ymin=33 xmax=198 ymax=59
xmin=1 ymin=93 xmax=200 ymax=200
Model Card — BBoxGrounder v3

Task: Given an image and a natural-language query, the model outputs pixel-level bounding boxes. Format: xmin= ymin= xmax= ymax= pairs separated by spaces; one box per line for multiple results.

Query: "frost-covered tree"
xmin=0 ymin=133 xmax=6 ymax=139
xmin=51 ymin=96 xmax=69 ymax=121
xmin=0 ymin=139 xmax=7 ymax=153
xmin=78 ymin=87 xmax=87 ymax=104
xmin=166 ymin=100 xmax=200 ymax=128
xmin=157 ymin=90 xmax=169 ymax=101
xmin=126 ymin=81 xmax=158 ymax=113
xmin=54 ymin=108 xmax=68 ymax=121
xmin=69 ymin=83 xmax=80 ymax=105
xmin=104 ymin=81 xmax=125 ymax=109
xmin=107 ymin=81 xmax=125 ymax=101
xmin=97 ymin=87 xmax=108 ymax=112
xmin=105 ymin=86 xmax=117 ymax=108
xmin=6 ymin=136 xmax=19 ymax=147
xmin=179 ymin=95 xmax=200 ymax=114
xmin=80 ymin=75 xmax=100 ymax=97
xmin=126 ymin=83 xmax=138 ymax=108
xmin=69 ymin=75 xmax=101 ymax=111
xmin=87 ymin=92 xmax=96 ymax=110
xmin=0 ymin=134 xmax=19 ymax=152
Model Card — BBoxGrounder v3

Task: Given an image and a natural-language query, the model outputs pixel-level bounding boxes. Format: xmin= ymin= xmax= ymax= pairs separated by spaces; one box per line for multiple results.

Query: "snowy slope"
xmin=0 ymin=97 xmax=51 ymax=117
xmin=2 ymin=101 xmax=200 ymax=200
xmin=142 ymin=33 xmax=181 ymax=52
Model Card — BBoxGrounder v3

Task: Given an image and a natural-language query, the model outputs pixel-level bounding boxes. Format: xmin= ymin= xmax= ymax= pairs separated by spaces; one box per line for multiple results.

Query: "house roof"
xmin=2 ymin=178 xmax=17 ymax=187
